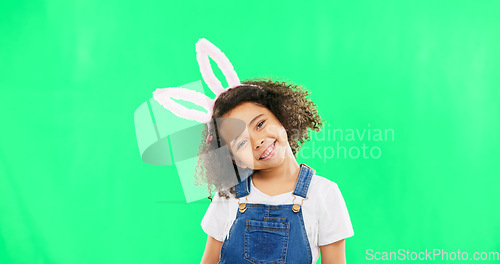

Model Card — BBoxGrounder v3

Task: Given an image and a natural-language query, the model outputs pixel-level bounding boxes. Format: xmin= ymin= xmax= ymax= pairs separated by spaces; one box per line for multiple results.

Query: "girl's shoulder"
xmin=310 ymin=174 xmax=340 ymax=190
xmin=214 ymin=188 xmax=235 ymax=200
xmin=308 ymin=174 xmax=342 ymax=199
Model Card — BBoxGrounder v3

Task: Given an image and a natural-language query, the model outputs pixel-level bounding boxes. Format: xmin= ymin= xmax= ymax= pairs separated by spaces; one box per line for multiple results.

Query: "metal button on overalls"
xmin=218 ymin=163 xmax=315 ymax=264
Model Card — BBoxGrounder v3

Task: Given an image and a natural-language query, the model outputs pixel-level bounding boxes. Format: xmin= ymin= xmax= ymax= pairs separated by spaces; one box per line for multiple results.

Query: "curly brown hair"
xmin=194 ymin=77 xmax=324 ymax=200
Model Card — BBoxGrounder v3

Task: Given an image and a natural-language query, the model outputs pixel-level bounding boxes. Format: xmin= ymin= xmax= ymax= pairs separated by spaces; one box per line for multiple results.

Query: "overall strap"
xmin=235 ymin=175 xmax=251 ymax=198
xmin=292 ymin=163 xmax=316 ymax=198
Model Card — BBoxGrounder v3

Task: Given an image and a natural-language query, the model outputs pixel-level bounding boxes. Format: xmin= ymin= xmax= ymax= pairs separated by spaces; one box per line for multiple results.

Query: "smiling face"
xmin=219 ymin=102 xmax=289 ymax=170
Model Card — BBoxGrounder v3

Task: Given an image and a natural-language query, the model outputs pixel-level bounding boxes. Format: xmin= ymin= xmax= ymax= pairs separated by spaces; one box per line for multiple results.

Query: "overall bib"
xmin=218 ymin=163 xmax=315 ymax=264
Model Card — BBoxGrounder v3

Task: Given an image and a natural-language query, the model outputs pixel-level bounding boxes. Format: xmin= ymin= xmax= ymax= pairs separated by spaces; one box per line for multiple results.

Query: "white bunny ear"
xmin=153 ymin=87 xmax=215 ymax=123
xmin=196 ymin=38 xmax=241 ymax=96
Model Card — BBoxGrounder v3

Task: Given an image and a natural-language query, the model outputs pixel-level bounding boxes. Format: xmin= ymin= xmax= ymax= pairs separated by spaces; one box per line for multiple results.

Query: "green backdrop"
xmin=1 ymin=0 xmax=499 ymax=263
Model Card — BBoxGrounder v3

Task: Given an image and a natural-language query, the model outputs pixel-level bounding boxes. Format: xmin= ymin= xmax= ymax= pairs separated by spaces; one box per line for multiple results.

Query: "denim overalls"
xmin=218 ymin=163 xmax=315 ymax=264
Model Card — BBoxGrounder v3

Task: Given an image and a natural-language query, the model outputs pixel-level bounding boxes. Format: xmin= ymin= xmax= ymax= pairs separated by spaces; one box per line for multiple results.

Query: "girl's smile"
xmin=259 ymin=140 xmax=276 ymax=160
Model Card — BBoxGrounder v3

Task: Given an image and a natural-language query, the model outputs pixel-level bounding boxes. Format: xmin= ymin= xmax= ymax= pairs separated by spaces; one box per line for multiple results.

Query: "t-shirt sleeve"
xmin=200 ymin=192 xmax=229 ymax=242
xmin=317 ymin=181 xmax=354 ymax=246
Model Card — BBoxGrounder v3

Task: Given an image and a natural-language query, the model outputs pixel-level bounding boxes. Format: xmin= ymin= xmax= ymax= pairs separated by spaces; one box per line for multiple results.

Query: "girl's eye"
xmin=235 ymin=120 xmax=265 ymax=151
xmin=257 ymin=120 xmax=265 ymax=129
xmin=237 ymin=140 xmax=247 ymax=150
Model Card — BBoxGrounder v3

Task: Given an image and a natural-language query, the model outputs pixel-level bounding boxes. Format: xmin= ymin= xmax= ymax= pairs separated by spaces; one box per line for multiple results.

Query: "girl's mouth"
xmin=259 ymin=140 xmax=277 ymax=160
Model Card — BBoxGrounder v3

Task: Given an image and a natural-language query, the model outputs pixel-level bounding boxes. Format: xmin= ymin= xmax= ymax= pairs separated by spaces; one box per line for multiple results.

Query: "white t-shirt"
xmin=201 ymin=174 xmax=354 ymax=263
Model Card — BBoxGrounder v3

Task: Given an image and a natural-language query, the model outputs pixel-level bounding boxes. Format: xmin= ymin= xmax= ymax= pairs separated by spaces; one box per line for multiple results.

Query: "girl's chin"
xmin=259 ymin=154 xmax=287 ymax=169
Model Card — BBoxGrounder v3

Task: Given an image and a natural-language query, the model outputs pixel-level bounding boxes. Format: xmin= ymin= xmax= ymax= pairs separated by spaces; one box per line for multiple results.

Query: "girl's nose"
xmin=254 ymin=139 xmax=264 ymax=149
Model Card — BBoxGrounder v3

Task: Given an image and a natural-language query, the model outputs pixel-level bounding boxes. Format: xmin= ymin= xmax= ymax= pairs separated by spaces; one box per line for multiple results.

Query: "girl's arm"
xmin=200 ymin=235 xmax=222 ymax=264
xmin=319 ymin=239 xmax=346 ymax=264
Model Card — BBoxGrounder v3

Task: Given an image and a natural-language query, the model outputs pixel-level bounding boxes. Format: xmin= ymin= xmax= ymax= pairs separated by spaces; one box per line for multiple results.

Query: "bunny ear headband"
xmin=152 ymin=38 xmax=259 ymax=142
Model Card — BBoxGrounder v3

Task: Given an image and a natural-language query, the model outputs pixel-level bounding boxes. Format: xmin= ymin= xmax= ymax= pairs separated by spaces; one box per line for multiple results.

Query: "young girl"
xmin=153 ymin=39 xmax=354 ymax=264
xmin=197 ymin=80 xmax=354 ymax=264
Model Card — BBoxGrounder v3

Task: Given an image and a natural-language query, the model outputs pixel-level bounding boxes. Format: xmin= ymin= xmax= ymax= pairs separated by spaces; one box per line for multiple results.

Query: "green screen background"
xmin=1 ymin=0 xmax=499 ymax=263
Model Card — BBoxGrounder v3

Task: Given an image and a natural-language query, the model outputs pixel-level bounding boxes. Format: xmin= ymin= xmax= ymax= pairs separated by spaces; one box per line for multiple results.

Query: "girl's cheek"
xmin=241 ymin=148 xmax=254 ymax=163
xmin=277 ymin=126 xmax=288 ymax=141
xmin=268 ymin=124 xmax=284 ymax=135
